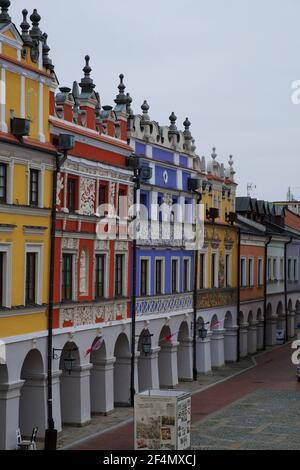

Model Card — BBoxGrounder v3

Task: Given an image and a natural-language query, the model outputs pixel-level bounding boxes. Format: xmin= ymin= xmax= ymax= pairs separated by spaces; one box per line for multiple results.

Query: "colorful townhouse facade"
xmin=0 ymin=3 xmax=58 ymax=450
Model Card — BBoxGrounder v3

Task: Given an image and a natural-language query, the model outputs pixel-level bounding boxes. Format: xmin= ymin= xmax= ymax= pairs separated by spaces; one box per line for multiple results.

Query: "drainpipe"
xmin=263 ymin=236 xmax=272 ymax=350
xmin=284 ymin=237 xmax=293 ymax=343
xmin=130 ymin=171 xmax=140 ymax=407
xmin=193 ymin=194 xmax=202 ymax=381
xmin=236 ymin=226 xmax=241 ymax=362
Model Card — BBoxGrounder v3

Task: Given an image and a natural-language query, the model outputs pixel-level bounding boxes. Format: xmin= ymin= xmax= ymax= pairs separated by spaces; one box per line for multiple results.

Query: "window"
xmin=140 ymin=192 xmax=148 ymax=220
xmin=0 ymin=163 xmax=7 ymax=203
xmin=225 ymin=254 xmax=231 ymax=287
xmin=267 ymin=258 xmax=271 ymax=281
xmin=273 ymin=258 xmax=277 ymax=280
xmin=0 ymin=252 xmax=3 ymax=306
xmin=29 ymin=169 xmax=39 ymax=206
xmin=294 ymin=259 xmax=298 ymax=281
xmin=240 ymin=258 xmax=246 ymax=287
xmin=62 ymin=254 xmax=73 ymax=301
xmin=183 ymin=259 xmax=190 ymax=292
xmin=67 ymin=178 xmax=76 ymax=213
xmin=248 ymin=258 xmax=254 ymax=286
xmin=98 ymin=184 xmax=107 ymax=207
xmin=172 ymin=259 xmax=178 ymax=293
xmin=140 ymin=259 xmax=149 ymax=296
xmin=118 ymin=187 xmax=127 ymax=218
xmin=200 ymin=253 xmax=205 ymax=289
xmin=95 ymin=254 xmax=105 ymax=298
xmin=155 ymin=259 xmax=163 ymax=295
xmin=211 ymin=253 xmax=216 ymax=288
xmin=115 ymin=254 xmax=124 ymax=297
xmin=26 ymin=252 xmax=36 ymax=304
xmin=280 ymin=258 xmax=284 ymax=280
xmin=258 ymin=258 xmax=263 ymax=286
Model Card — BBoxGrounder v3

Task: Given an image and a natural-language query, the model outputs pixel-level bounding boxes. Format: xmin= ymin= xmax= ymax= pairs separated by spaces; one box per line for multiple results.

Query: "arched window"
xmin=80 ymin=249 xmax=89 ymax=295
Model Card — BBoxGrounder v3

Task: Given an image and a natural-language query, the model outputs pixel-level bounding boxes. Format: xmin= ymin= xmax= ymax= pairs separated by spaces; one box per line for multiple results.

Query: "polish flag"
xmin=211 ymin=319 xmax=221 ymax=330
xmin=162 ymin=332 xmax=177 ymax=343
xmin=85 ymin=336 xmax=104 ymax=357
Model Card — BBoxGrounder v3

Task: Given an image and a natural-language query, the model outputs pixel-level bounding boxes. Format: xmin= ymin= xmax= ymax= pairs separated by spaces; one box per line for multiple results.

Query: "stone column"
xmin=138 ymin=347 xmax=160 ymax=392
xmin=114 ymin=355 xmax=131 ymax=406
xmin=51 ymin=370 xmax=62 ymax=433
xmin=19 ymin=372 xmax=47 ymax=439
xmin=158 ymin=342 xmax=179 ymax=388
xmin=211 ymin=329 xmax=225 ymax=368
xmin=196 ymin=332 xmax=212 ymax=374
xmin=239 ymin=323 xmax=248 ymax=358
xmin=224 ymin=326 xmax=238 ymax=362
xmin=90 ymin=357 xmax=115 ymax=415
xmin=60 ymin=364 xmax=92 ymax=426
xmin=248 ymin=322 xmax=258 ymax=355
xmin=287 ymin=312 xmax=295 ymax=338
xmin=0 ymin=381 xmax=24 ymax=450
xmin=177 ymin=338 xmax=193 ymax=381
xmin=257 ymin=321 xmax=264 ymax=350
xmin=266 ymin=316 xmax=277 ymax=346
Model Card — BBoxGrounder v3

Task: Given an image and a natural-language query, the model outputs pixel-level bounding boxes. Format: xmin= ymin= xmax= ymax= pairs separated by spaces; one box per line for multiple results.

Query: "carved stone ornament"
xmin=56 ymin=173 xmax=64 ymax=206
xmin=61 ymin=238 xmax=79 ymax=250
xmin=80 ymin=177 xmax=95 ymax=215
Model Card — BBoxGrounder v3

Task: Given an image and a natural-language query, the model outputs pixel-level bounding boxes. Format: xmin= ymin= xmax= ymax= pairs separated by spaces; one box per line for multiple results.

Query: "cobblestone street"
xmin=65 ymin=342 xmax=300 ymax=450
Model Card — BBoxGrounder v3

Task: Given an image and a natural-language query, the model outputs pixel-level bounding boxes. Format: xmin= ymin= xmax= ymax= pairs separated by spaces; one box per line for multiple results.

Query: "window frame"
xmin=171 ymin=257 xmax=180 ymax=294
xmin=0 ymin=162 xmax=7 ymax=203
xmin=155 ymin=257 xmax=165 ymax=295
xmin=29 ymin=168 xmax=40 ymax=207
xmin=61 ymin=253 xmax=74 ymax=302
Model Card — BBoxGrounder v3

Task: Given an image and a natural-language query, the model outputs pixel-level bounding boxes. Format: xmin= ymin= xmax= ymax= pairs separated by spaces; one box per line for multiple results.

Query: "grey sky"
xmin=10 ymin=0 xmax=300 ymax=201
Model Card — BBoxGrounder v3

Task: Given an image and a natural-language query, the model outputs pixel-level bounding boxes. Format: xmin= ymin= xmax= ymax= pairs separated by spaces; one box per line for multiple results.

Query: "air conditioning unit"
xmin=188 ymin=178 xmax=201 ymax=192
xmin=11 ymin=118 xmax=30 ymax=137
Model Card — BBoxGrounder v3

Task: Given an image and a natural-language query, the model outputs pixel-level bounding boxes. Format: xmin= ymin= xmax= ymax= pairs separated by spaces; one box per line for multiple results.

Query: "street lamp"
xmin=52 ymin=347 xmax=78 ymax=375
xmin=198 ymin=322 xmax=209 ymax=340
xmin=137 ymin=333 xmax=153 ymax=356
xmin=127 ymin=154 xmax=152 ymax=407
xmin=45 ymin=133 xmax=75 ymax=451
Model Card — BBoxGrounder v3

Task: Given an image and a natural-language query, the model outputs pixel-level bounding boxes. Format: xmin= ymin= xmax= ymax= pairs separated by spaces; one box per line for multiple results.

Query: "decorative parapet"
xmin=59 ymin=300 xmax=128 ymax=327
xmin=136 ymin=292 xmax=193 ymax=316
xmin=196 ymin=287 xmax=237 ymax=310
xmin=137 ymin=220 xmax=195 ymax=248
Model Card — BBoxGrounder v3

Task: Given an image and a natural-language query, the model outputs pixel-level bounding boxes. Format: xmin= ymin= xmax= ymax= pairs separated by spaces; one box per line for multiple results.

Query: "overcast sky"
xmin=10 ymin=0 xmax=300 ymax=201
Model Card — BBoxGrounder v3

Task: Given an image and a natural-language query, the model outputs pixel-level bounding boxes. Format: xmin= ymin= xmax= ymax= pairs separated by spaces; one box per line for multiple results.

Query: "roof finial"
xmin=211 ymin=147 xmax=217 ymax=160
xmin=79 ymin=55 xmax=95 ymax=94
xmin=228 ymin=154 xmax=234 ymax=167
xmin=20 ymin=9 xmax=33 ymax=46
xmin=140 ymin=100 xmax=150 ymax=125
xmin=30 ymin=9 xmax=42 ymax=41
xmin=126 ymin=93 xmax=133 ymax=116
xmin=42 ymin=33 xmax=54 ymax=71
xmin=115 ymin=74 xmax=128 ymax=105
xmin=0 ymin=0 xmax=11 ymax=24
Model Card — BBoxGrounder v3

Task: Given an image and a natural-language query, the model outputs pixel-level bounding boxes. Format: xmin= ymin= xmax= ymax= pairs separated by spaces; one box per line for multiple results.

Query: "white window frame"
xmin=273 ymin=258 xmax=277 ymax=281
xmin=0 ymin=157 xmax=13 ymax=204
xmin=294 ymin=258 xmax=298 ymax=282
xmin=24 ymin=243 xmax=43 ymax=305
xmin=0 ymin=243 xmax=12 ymax=308
xmin=240 ymin=257 xmax=247 ymax=287
xmin=114 ymin=251 xmax=128 ymax=297
xmin=183 ymin=256 xmax=191 ymax=292
xmin=171 ymin=256 xmax=180 ymax=293
xmin=248 ymin=257 xmax=254 ymax=287
xmin=258 ymin=257 xmax=264 ymax=286
xmin=199 ymin=250 xmax=208 ymax=289
xmin=27 ymin=164 xmax=44 ymax=208
xmin=140 ymin=256 xmax=151 ymax=296
xmin=154 ymin=256 xmax=165 ymax=295
xmin=288 ymin=257 xmax=292 ymax=282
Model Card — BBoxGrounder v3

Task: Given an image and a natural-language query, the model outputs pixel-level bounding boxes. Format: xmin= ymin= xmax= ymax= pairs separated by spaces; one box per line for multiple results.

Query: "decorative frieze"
xmin=61 ymin=238 xmax=79 ymax=250
xmin=196 ymin=287 xmax=237 ymax=310
xmin=60 ymin=301 xmax=128 ymax=328
xmin=136 ymin=293 xmax=193 ymax=316
xmin=79 ymin=177 xmax=96 ymax=216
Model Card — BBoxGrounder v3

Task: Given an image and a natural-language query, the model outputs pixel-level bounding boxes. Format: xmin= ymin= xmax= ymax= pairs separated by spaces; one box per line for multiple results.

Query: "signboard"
xmin=134 ymin=390 xmax=191 ymax=450
xmin=276 ymin=329 xmax=285 ymax=344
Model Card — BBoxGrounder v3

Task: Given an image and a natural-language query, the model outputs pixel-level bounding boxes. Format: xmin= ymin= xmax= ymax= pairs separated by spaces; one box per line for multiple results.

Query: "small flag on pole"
xmin=85 ymin=336 xmax=104 ymax=357
xmin=211 ymin=319 xmax=221 ymax=330
xmin=161 ymin=332 xmax=177 ymax=343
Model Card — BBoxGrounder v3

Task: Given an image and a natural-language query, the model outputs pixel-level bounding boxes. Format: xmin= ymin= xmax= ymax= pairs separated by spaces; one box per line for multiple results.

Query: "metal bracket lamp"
xmin=52 ymin=347 xmax=78 ymax=374
xmin=198 ymin=321 xmax=210 ymax=340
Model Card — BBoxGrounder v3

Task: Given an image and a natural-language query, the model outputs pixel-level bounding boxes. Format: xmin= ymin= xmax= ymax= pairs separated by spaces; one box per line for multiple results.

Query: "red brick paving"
xmin=71 ymin=344 xmax=298 ymax=450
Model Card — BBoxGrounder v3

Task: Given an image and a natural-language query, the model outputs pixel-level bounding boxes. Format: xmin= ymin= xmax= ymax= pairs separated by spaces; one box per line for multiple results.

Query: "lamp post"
xmin=44 ymin=134 xmax=75 ymax=451
xmin=127 ymin=154 xmax=152 ymax=407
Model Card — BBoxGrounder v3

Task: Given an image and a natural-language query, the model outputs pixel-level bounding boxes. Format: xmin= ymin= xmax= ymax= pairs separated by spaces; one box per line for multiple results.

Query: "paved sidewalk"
xmin=60 ymin=355 xmax=254 ymax=449
xmin=68 ymin=342 xmax=299 ymax=450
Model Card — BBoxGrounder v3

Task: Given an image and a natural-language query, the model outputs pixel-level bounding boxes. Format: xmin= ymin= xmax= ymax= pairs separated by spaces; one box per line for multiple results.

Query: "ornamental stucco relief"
xmin=80 ymin=177 xmax=96 ymax=215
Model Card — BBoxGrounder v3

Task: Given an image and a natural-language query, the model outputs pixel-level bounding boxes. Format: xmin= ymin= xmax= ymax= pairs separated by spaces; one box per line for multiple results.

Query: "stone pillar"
xmin=247 ymin=322 xmax=258 ymax=355
xmin=158 ymin=342 xmax=179 ymax=388
xmin=257 ymin=321 xmax=264 ymax=350
xmin=138 ymin=347 xmax=160 ymax=392
xmin=287 ymin=312 xmax=295 ymax=338
xmin=224 ymin=326 xmax=238 ymax=362
xmin=266 ymin=316 xmax=277 ymax=346
xmin=196 ymin=333 xmax=212 ymax=374
xmin=19 ymin=372 xmax=47 ymax=439
xmin=0 ymin=381 xmax=24 ymax=450
xmin=90 ymin=357 xmax=115 ymax=415
xmin=211 ymin=329 xmax=225 ymax=368
xmin=177 ymin=338 xmax=193 ymax=381
xmin=51 ymin=370 xmax=62 ymax=433
xmin=114 ymin=355 xmax=131 ymax=406
xmin=60 ymin=364 xmax=92 ymax=426
xmin=239 ymin=323 xmax=248 ymax=358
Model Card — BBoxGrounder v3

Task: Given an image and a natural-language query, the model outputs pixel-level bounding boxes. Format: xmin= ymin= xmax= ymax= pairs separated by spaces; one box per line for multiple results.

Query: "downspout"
xmin=284 ymin=237 xmax=293 ymax=343
xmin=193 ymin=194 xmax=201 ymax=381
xmin=236 ymin=226 xmax=241 ymax=362
xmin=263 ymin=236 xmax=272 ymax=350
